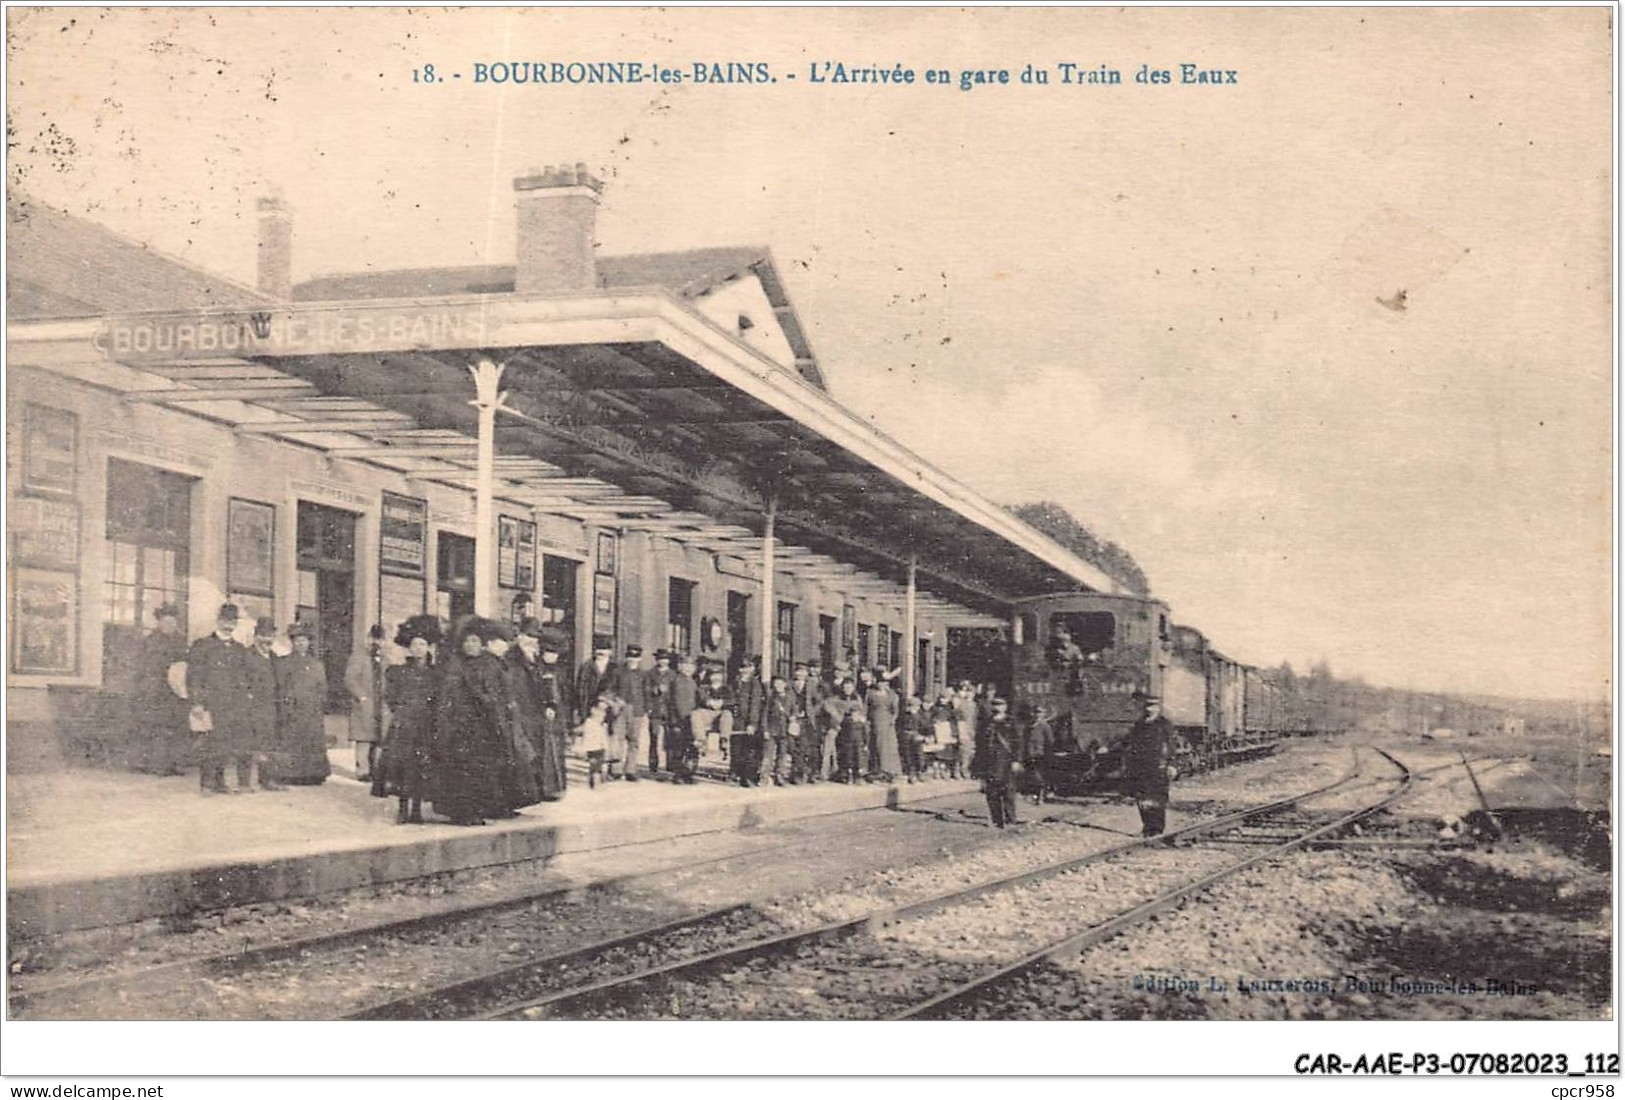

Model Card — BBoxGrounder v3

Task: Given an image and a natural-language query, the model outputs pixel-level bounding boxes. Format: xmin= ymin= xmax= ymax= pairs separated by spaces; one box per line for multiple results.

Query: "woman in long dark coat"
xmin=529 ymin=623 xmax=570 ymax=800
xmin=384 ymin=615 xmax=441 ymax=823
xmin=273 ymin=621 xmax=333 ymax=784
xmin=431 ymin=618 xmax=515 ymax=826
xmin=502 ymin=623 xmax=556 ymax=805
xmin=131 ymin=603 xmax=191 ymax=775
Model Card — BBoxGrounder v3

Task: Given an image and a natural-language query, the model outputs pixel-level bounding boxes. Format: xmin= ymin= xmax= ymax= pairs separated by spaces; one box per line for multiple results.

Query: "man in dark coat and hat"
xmin=132 ymin=602 xmax=189 ymax=775
xmin=187 ymin=604 xmax=251 ymax=794
xmin=973 ymin=695 xmax=1022 ymax=828
xmin=240 ymin=616 xmax=283 ymax=790
xmin=1125 ymin=695 xmax=1176 ymax=836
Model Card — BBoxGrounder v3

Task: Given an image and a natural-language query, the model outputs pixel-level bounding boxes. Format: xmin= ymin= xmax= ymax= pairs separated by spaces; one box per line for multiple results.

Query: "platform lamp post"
xmin=758 ymin=493 xmax=777 ymax=685
xmin=469 ymin=356 xmax=510 ymax=618
xmin=903 ymin=552 xmax=918 ymax=700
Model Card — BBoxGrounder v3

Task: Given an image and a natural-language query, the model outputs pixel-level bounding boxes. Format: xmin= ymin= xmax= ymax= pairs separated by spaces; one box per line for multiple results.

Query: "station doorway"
xmin=295 ymin=501 xmax=358 ymax=711
xmin=540 ymin=554 xmax=578 ymax=659
xmin=436 ymin=532 xmax=475 ymax=625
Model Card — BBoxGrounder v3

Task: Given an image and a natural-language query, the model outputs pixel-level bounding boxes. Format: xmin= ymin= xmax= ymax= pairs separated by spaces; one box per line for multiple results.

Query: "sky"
xmin=7 ymin=7 xmax=1613 ymax=702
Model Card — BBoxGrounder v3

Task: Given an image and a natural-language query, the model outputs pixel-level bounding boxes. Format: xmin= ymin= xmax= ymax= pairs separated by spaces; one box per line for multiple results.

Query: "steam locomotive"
xmin=1005 ymin=591 xmax=1286 ymax=792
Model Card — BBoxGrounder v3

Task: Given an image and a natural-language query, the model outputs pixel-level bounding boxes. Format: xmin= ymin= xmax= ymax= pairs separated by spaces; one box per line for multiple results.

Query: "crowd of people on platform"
xmin=128 ymin=600 xmax=1174 ymax=833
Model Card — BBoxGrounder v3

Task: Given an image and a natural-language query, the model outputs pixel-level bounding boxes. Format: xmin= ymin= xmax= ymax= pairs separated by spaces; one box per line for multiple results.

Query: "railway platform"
xmin=6 ymin=759 xmax=977 ymax=938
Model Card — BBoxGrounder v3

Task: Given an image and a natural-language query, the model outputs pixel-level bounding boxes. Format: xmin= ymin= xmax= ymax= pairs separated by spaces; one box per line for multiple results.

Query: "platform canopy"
xmin=12 ymin=288 xmax=1122 ymax=624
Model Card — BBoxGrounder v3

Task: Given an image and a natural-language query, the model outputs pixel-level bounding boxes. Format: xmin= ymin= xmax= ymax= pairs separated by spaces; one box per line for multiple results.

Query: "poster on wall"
xmin=841 ymin=604 xmax=856 ymax=648
xmin=379 ymin=492 xmax=427 ymax=578
xmin=226 ymin=498 xmax=276 ymax=597
xmin=596 ymin=531 xmax=617 ymax=576
xmin=11 ymin=568 xmax=78 ymax=675
xmin=592 ymin=573 xmax=617 ymax=642
xmin=22 ymin=404 xmax=77 ymax=497
xmin=497 ymin=515 xmax=519 ymax=589
xmin=10 ymin=496 xmax=79 ymax=570
xmin=515 ymin=519 xmax=537 ymax=591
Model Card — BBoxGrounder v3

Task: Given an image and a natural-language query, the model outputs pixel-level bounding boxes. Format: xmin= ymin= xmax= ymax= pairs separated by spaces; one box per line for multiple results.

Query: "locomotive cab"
xmin=1010 ymin=592 xmax=1173 ymax=791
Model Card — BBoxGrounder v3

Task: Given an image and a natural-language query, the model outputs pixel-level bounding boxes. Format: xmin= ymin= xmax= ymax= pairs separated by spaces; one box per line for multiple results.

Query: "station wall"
xmin=7 ymin=366 xmax=953 ymax=769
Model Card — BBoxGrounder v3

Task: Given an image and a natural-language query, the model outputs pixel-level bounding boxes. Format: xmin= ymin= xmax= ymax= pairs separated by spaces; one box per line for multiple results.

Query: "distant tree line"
xmin=1007 ymin=500 xmax=1151 ymax=596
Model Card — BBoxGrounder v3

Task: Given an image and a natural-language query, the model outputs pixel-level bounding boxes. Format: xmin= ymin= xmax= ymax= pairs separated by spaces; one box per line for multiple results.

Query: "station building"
xmin=6 ymin=166 xmax=1121 ymax=771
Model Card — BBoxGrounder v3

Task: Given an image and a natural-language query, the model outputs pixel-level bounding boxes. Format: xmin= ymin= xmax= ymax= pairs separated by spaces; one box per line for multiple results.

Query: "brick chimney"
xmin=513 ymin=162 xmax=603 ymax=294
xmin=256 ymin=195 xmax=293 ymax=299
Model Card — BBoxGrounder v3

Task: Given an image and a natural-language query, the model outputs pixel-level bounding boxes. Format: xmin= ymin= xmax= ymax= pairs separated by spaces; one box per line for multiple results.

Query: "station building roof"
xmin=8 ymin=190 xmax=1123 ymax=624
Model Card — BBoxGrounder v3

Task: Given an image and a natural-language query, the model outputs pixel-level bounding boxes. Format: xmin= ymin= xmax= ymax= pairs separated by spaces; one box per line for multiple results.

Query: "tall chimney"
xmin=256 ymin=195 xmax=293 ymax=299
xmin=513 ymin=162 xmax=603 ymax=294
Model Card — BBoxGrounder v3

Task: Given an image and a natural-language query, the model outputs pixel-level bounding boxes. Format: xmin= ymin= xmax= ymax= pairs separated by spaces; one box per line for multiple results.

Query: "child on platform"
xmin=574 ymin=695 xmax=611 ymax=789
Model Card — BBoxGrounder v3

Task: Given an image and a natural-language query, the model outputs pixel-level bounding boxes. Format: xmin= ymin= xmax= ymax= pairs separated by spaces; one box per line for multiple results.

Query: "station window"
xmin=103 ymin=459 xmax=192 ymax=693
xmin=857 ymin=623 xmax=872 ymax=669
xmin=668 ymin=578 xmax=696 ymax=654
xmin=875 ymin=625 xmax=890 ymax=670
xmin=818 ymin=614 xmax=837 ymax=669
xmin=775 ymin=601 xmax=797 ymax=681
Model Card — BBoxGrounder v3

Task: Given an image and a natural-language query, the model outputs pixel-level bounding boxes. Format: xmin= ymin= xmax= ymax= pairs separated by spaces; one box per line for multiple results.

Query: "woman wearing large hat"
xmin=431 ymin=617 xmax=519 ymax=825
xmin=381 ymin=614 xmax=442 ymax=823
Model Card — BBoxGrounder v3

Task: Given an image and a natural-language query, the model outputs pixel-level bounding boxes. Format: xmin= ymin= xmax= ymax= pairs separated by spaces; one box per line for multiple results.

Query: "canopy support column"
xmin=469 ymin=356 xmax=509 ymax=617
xmin=759 ymin=494 xmax=777 ymax=683
xmin=904 ymin=553 xmax=918 ymax=699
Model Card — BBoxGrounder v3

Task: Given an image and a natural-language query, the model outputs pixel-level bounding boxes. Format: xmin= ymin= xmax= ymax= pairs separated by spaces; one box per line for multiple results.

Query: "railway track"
xmin=428 ymin=752 xmax=1393 ymax=1020
xmin=11 ymin=783 xmax=1154 ymax=1020
xmin=13 ymin=742 xmax=1442 ymax=1021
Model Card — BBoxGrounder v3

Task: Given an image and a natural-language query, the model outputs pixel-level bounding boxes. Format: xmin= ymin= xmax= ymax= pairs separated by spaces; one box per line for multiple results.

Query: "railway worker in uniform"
xmin=1126 ymin=695 xmax=1176 ymax=837
xmin=732 ymin=659 xmax=768 ymax=786
xmin=131 ymin=602 xmax=190 ymax=776
xmin=666 ymin=652 xmax=701 ymax=783
xmin=187 ymin=603 xmax=250 ymax=795
xmin=273 ymin=620 xmax=332 ymax=786
xmin=973 ymin=695 xmax=1021 ymax=828
xmin=610 ymin=644 xmax=651 ymax=782
xmin=432 ymin=617 xmax=514 ymax=826
xmin=575 ymin=644 xmax=620 ymax=777
xmin=531 ymin=626 xmax=571 ymax=801
xmin=384 ymin=615 xmax=441 ymax=823
xmin=344 ymin=626 xmax=388 ymax=783
xmin=1016 ymin=700 xmax=1054 ymax=805
xmin=864 ymin=666 xmax=901 ymax=781
xmin=239 ymin=617 xmax=283 ymax=791
xmin=647 ymin=649 xmax=676 ymax=774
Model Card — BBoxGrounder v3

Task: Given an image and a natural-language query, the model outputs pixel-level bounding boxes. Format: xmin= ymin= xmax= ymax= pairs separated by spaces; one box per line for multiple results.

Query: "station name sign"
xmin=93 ymin=304 xmax=492 ymax=363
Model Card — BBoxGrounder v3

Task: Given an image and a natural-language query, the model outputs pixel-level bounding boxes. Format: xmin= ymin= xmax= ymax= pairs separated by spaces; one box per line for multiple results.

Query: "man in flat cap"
xmin=610 ymin=643 xmax=651 ymax=782
xmin=1126 ymin=694 xmax=1176 ymax=837
xmin=132 ymin=601 xmax=189 ymax=775
xmin=647 ymin=648 xmax=676 ymax=775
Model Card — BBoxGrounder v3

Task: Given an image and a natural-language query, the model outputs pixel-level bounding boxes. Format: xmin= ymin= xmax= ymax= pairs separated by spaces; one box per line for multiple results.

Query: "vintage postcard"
xmin=2 ymin=4 xmax=1615 ymax=1083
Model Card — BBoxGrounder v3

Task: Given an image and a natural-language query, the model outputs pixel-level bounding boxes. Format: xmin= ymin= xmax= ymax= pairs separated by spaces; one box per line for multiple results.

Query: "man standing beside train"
xmin=1126 ymin=694 xmax=1176 ymax=837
